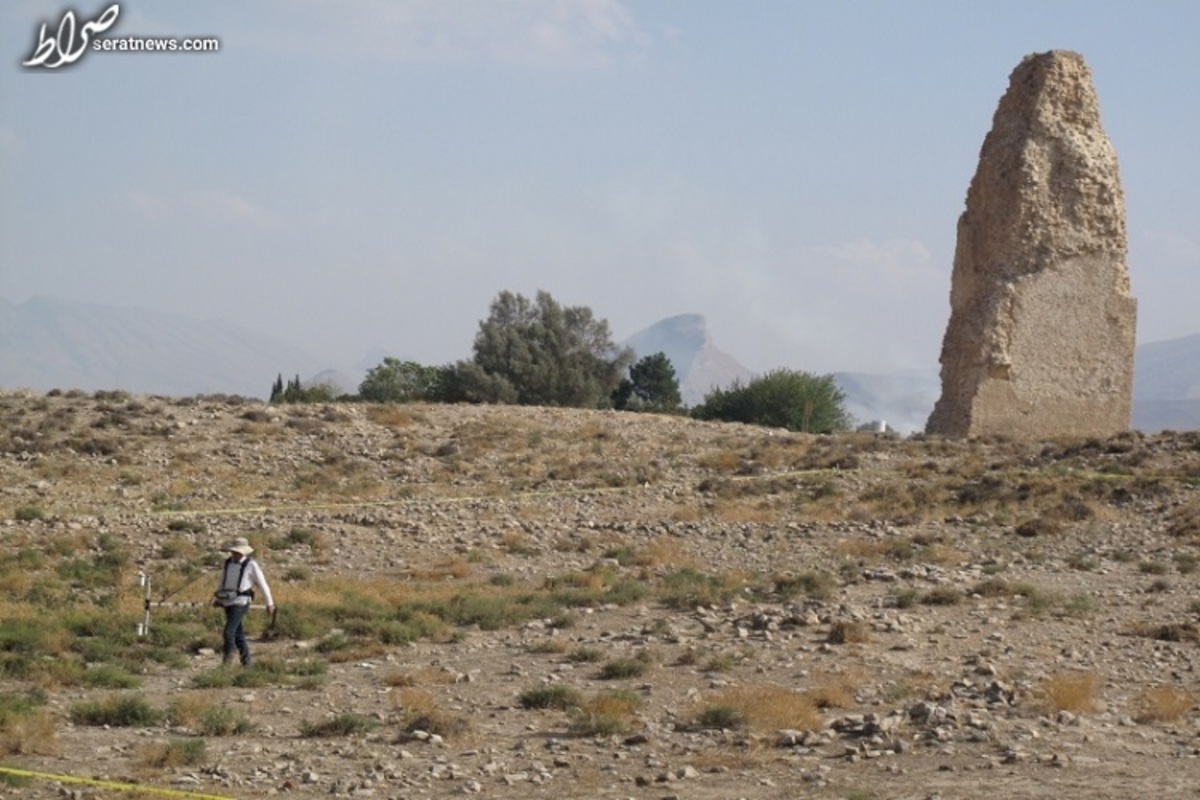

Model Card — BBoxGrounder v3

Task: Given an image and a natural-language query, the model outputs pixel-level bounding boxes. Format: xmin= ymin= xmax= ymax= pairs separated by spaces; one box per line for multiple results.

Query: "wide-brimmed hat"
xmin=227 ymin=537 xmax=254 ymax=556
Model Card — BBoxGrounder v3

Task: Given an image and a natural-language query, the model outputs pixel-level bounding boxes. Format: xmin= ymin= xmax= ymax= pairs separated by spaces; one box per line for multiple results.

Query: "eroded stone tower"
xmin=926 ymin=50 xmax=1137 ymax=438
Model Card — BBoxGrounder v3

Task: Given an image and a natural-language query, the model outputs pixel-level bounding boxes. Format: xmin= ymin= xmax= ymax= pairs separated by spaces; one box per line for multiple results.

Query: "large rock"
xmin=926 ymin=51 xmax=1137 ymax=438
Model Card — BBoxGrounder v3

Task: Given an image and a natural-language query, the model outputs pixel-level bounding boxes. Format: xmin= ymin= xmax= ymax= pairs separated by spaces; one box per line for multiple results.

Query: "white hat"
xmin=227 ymin=537 xmax=254 ymax=556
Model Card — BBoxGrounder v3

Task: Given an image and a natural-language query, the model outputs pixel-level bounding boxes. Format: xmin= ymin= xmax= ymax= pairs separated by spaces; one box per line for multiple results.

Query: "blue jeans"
xmin=222 ymin=603 xmax=251 ymax=665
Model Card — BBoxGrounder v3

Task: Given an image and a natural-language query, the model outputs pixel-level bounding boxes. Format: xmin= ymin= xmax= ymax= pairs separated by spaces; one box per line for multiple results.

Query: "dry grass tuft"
xmin=1039 ymin=671 xmax=1103 ymax=715
xmin=394 ymin=688 xmax=470 ymax=738
xmin=365 ymin=405 xmax=413 ymax=428
xmin=0 ymin=709 xmax=60 ymax=756
xmin=500 ymin=531 xmax=538 ymax=556
xmin=409 ymin=556 xmax=473 ymax=581
xmin=1129 ymin=686 xmax=1195 ymax=724
xmin=141 ymin=738 xmax=206 ymax=769
xmin=668 ymin=503 xmax=703 ymax=523
xmin=1123 ymin=621 xmax=1200 ymax=643
xmin=700 ymin=685 xmax=821 ymax=733
xmin=827 ymin=620 xmax=871 ymax=644
xmin=384 ymin=667 xmax=460 ymax=687
xmin=568 ymin=690 xmax=642 ymax=736
xmin=697 ymin=449 xmax=742 ymax=472
xmin=1167 ymin=500 xmax=1200 ymax=541
xmin=685 ymin=748 xmax=768 ymax=772
xmin=805 ymin=670 xmax=862 ymax=710
xmin=164 ymin=692 xmax=217 ymax=728
xmin=633 ymin=535 xmax=694 ymax=569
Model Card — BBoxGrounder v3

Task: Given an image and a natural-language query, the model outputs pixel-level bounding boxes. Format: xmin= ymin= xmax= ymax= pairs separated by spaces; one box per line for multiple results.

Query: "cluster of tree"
xmin=269 ymin=374 xmax=340 ymax=404
xmin=611 ymin=352 xmax=682 ymax=412
xmin=270 ymin=289 xmax=850 ymax=434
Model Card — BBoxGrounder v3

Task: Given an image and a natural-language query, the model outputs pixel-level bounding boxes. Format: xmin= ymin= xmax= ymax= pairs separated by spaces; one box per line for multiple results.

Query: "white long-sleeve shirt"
xmin=216 ymin=556 xmax=275 ymax=607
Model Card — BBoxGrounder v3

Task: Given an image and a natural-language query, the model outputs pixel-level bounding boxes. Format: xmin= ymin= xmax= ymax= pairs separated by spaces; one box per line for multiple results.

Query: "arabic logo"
xmin=23 ymin=4 xmax=120 ymax=69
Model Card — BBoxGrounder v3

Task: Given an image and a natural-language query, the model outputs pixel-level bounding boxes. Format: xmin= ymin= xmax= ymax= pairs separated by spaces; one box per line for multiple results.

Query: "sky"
xmin=1 ymin=1 xmax=1198 ymax=377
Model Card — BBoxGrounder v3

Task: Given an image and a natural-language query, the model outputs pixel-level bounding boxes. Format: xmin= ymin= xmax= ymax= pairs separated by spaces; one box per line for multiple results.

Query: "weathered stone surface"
xmin=927 ymin=50 xmax=1137 ymax=438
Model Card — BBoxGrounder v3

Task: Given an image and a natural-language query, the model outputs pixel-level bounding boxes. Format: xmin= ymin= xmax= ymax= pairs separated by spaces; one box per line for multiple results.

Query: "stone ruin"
xmin=925 ymin=50 xmax=1137 ymax=438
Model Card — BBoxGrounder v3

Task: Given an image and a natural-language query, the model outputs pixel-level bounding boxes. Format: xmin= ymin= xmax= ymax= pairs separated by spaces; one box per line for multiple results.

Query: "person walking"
xmin=213 ymin=537 xmax=275 ymax=666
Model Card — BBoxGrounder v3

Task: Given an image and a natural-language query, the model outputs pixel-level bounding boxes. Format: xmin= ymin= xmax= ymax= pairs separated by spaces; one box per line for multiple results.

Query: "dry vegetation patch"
xmin=697 ymin=685 xmax=822 ymax=733
xmin=1038 ymin=671 xmax=1104 ymax=715
xmin=3 ymin=393 xmax=1200 ymax=798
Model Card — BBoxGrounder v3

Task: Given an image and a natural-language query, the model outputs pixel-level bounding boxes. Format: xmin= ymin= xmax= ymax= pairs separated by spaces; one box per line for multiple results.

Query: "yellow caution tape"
xmin=0 ymin=765 xmax=234 ymax=799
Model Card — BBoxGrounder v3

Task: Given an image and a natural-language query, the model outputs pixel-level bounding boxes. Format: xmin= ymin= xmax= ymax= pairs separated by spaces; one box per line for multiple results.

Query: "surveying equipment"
xmin=136 ymin=571 xmax=277 ymax=638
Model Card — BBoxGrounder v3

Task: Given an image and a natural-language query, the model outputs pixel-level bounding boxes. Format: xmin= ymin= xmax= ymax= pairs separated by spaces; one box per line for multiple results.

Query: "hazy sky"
xmin=2 ymin=1 xmax=1197 ymax=376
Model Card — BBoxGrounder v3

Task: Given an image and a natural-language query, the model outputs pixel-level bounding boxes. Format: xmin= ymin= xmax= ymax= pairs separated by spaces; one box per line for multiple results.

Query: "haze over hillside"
xmin=0 ymin=296 xmax=323 ymax=399
xmin=1 ymin=295 xmax=1197 ymax=432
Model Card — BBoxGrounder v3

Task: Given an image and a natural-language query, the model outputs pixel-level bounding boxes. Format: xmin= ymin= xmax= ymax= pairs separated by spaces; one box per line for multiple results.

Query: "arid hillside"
xmin=1 ymin=389 xmax=1199 ymax=799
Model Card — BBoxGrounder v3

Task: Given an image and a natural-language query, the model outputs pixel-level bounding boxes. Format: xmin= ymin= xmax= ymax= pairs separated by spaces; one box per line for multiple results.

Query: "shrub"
xmin=701 ymin=685 xmax=821 ymax=733
xmin=921 ymin=587 xmax=964 ymax=606
xmin=82 ymin=664 xmax=140 ymax=689
xmin=13 ymin=506 xmax=46 ymax=522
xmin=396 ymin=689 xmax=470 ymax=738
xmin=144 ymin=738 xmax=207 ymax=768
xmin=1173 ymin=553 xmax=1199 ymax=574
xmin=1166 ymin=501 xmax=1200 ymax=540
xmin=300 ymin=713 xmax=377 ymax=738
xmin=696 ymin=705 xmax=745 ymax=730
xmin=892 ymin=588 xmax=920 ymax=609
xmin=567 ymin=690 xmax=641 ymax=737
xmin=200 ymin=705 xmax=253 ymax=736
xmin=1014 ymin=517 xmax=1062 ymax=538
xmin=692 ymin=369 xmax=850 ymax=434
xmin=773 ymin=570 xmax=836 ymax=601
xmin=70 ymin=695 xmax=163 ymax=727
xmin=567 ymin=647 xmax=603 ymax=663
xmin=166 ymin=694 xmax=250 ymax=735
xmin=599 ymin=655 xmax=651 ymax=680
xmin=657 ymin=568 xmax=747 ymax=610
xmin=519 ymin=684 xmax=582 ymax=710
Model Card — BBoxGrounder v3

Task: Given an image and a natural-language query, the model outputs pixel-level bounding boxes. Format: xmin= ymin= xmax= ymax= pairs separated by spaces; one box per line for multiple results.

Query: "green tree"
xmin=692 ymin=369 xmax=850 ymax=434
xmin=269 ymin=373 xmax=339 ymax=404
xmin=456 ymin=290 xmax=633 ymax=407
xmin=359 ymin=358 xmax=444 ymax=403
xmin=612 ymin=352 xmax=682 ymax=412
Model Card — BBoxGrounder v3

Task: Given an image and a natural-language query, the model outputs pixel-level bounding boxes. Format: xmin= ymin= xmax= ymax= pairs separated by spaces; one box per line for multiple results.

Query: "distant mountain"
xmin=1133 ymin=333 xmax=1200 ymax=432
xmin=621 ymin=314 xmax=753 ymax=407
xmin=1134 ymin=334 xmax=1200 ymax=400
xmin=305 ymin=347 xmax=391 ymax=396
xmin=0 ymin=296 xmax=322 ymax=399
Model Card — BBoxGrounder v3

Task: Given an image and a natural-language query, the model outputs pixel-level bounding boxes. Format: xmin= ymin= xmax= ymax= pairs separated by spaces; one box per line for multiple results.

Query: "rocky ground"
xmin=1 ymin=390 xmax=1199 ymax=799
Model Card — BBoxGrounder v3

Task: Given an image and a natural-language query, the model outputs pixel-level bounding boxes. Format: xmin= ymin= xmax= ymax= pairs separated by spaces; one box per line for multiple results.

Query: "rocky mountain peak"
xmin=622 ymin=314 xmax=753 ymax=407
